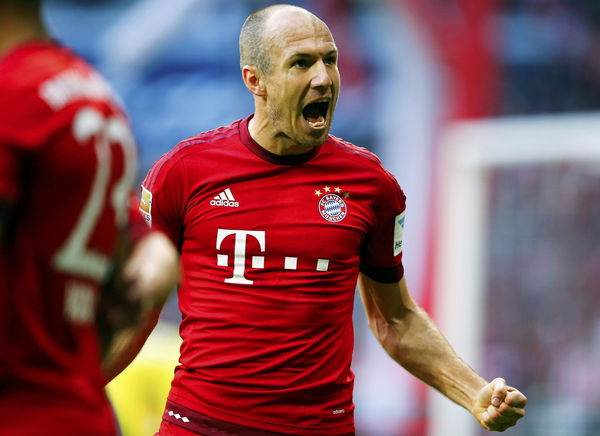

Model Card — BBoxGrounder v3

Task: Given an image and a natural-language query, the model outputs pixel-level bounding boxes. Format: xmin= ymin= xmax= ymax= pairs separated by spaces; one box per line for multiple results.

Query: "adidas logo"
xmin=210 ymin=188 xmax=240 ymax=208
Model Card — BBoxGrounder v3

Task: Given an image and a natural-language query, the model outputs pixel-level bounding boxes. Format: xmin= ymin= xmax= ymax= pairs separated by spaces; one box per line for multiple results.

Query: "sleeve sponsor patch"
xmin=393 ymin=211 xmax=405 ymax=256
xmin=139 ymin=185 xmax=152 ymax=226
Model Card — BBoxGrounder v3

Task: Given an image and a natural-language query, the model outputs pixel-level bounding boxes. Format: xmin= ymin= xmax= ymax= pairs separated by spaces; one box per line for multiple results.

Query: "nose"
xmin=310 ymin=60 xmax=333 ymax=89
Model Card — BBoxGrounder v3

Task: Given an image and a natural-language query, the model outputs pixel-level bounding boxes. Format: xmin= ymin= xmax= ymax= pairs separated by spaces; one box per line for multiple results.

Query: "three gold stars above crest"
xmin=314 ymin=186 xmax=350 ymax=199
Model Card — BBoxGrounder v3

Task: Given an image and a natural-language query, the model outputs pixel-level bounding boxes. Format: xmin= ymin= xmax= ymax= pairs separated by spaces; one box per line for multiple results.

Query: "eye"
xmin=324 ymin=55 xmax=337 ymax=65
xmin=292 ymin=59 xmax=308 ymax=68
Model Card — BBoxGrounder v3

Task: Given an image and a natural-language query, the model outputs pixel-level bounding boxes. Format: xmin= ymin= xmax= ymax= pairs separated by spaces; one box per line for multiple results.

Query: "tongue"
xmin=303 ymin=104 xmax=323 ymax=123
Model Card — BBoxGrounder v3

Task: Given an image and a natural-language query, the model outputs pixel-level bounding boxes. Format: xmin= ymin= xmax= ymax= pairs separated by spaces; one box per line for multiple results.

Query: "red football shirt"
xmin=142 ymin=116 xmax=406 ymax=435
xmin=0 ymin=41 xmax=137 ymax=436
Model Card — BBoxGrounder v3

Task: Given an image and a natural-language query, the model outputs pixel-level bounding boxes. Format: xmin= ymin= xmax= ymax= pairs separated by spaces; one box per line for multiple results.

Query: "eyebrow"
xmin=289 ymin=49 xmax=338 ymax=59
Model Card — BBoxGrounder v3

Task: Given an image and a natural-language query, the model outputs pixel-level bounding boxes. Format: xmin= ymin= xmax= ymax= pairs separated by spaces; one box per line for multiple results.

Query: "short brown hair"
xmin=238 ymin=6 xmax=273 ymax=74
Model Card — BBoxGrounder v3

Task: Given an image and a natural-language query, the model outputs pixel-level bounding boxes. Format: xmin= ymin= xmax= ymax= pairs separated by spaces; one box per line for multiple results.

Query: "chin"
xmin=307 ymin=128 xmax=330 ymax=145
xmin=290 ymin=122 xmax=331 ymax=148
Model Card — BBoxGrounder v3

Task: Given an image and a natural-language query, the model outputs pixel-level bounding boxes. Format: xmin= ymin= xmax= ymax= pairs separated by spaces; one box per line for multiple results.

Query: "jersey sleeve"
xmin=359 ymin=171 xmax=406 ymax=283
xmin=139 ymin=155 xmax=187 ymax=248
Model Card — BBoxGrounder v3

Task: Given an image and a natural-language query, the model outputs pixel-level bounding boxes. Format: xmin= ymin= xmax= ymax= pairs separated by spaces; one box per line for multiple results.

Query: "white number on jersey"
xmin=52 ymin=106 xmax=136 ymax=282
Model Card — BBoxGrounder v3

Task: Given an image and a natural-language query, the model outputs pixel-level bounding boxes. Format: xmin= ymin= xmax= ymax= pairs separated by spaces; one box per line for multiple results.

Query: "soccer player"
xmin=138 ymin=4 xmax=527 ymax=435
xmin=0 ymin=1 xmax=178 ymax=435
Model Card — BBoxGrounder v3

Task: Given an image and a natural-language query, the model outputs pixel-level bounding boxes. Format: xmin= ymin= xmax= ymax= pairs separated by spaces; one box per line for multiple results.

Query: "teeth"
xmin=308 ymin=118 xmax=326 ymax=128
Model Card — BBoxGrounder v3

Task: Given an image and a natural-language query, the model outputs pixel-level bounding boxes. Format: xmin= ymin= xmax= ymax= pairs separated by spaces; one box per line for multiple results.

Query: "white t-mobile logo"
xmin=216 ymin=229 xmax=266 ymax=285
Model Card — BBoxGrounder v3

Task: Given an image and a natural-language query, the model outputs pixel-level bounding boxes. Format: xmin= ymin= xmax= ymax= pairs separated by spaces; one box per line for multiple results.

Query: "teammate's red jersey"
xmin=142 ymin=116 xmax=406 ymax=435
xmin=0 ymin=41 xmax=137 ymax=436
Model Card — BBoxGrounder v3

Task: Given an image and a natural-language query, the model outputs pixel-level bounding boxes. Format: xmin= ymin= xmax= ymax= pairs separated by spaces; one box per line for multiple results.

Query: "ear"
xmin=241 ymin=65 xmax=266 ymax=97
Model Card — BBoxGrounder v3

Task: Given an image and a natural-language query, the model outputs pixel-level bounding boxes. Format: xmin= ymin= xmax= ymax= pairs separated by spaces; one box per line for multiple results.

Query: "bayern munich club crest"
xmin=318 ymin=193 xmax=348 ymax=222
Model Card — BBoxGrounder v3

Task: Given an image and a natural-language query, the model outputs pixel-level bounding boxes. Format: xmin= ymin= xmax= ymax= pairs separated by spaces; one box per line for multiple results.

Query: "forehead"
xmin=265 ymin=12 xmax=337 ymax=61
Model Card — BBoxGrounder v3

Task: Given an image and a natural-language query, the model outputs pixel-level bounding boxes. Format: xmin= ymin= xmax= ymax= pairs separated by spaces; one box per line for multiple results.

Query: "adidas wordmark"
xmin=210 ymin=188 xmax=240 ymax=208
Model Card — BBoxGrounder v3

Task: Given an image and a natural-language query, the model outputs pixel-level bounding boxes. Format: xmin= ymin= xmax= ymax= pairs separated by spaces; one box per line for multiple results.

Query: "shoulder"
xmin=143 ymin=120 xmax=242 ymax=191
xmin=0 ymin=44 xmax=56 ymax=119
xmin=325 ymin=134 xmax=404 ymax=197
xmin=0 ymin=43 xmax=124 ymax=148
xmin=326 ymin=134 xmax=382 ymax=166
xmin=2 ymin=42 xmax=121 ymax=109
xmin=176 ymin=121 xmax=242 ymax=152
xmin=1 ymin=43 xmax=76 ymax=95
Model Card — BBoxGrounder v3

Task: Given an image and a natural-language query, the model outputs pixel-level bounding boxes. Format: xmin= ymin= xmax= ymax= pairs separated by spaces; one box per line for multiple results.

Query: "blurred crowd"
xmin=493 ymin=0 xmax=600 ymax=114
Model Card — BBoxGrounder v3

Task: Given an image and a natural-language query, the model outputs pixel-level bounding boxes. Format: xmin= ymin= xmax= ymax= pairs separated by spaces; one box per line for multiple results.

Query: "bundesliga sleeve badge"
xmin=139 ymin=185 xmax=153 ymax=226
xmin=315 ymin=186 xmax=349 ymax=223
xmin=394 ymin=211 xmax=405 ymax=256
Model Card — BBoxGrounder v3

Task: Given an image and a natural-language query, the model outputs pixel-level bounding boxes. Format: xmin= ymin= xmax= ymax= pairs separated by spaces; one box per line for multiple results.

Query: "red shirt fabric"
xmin=142 ymin=116 xmax=406 ymax=435
xmin=0 ymin=41 xmax=138 ymax=436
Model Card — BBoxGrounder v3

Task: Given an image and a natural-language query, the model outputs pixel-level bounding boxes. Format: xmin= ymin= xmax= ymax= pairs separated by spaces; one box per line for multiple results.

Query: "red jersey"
xmin=142 ymin=116 xmax=406 ymax=435
xmin=0 ymin=42 xmax=137 ymax=435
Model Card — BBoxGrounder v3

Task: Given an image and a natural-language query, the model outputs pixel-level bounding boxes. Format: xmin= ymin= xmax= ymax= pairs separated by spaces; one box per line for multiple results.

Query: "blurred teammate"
xmin=134 ymin=4 xmax=527 ymax=435
xmin=0 ymin=1 xmax=178 ymax=435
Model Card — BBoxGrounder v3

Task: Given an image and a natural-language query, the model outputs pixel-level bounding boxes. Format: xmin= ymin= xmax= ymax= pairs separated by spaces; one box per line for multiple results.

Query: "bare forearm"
xmin=375 ymin=306 xmax=486 ymax=410
xmin=358 ymin=274 xmax=487 ymax=411
xmin=103 ymin=230 xmax=178 ymax=381
xmin=102 ymin=308 xmax=160 ymax=382
xmin=358 ymin=269 xmax=527 ymax=431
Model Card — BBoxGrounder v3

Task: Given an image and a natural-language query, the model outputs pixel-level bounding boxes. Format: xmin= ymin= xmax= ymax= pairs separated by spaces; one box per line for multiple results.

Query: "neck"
xmin=0 ymin=7 xmax=49 ymax=59
xmin=248 ymin=109 xmax=316 ymax=156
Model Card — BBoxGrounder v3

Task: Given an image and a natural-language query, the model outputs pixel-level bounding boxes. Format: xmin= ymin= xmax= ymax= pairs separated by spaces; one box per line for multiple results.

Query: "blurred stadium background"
xmin=41 ymin=0 xmax=600 ymax=435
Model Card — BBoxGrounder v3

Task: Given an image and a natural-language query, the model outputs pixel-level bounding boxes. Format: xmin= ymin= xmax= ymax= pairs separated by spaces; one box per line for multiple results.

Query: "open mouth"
xmin=302 ymin=100 xmax=329 ymax=129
